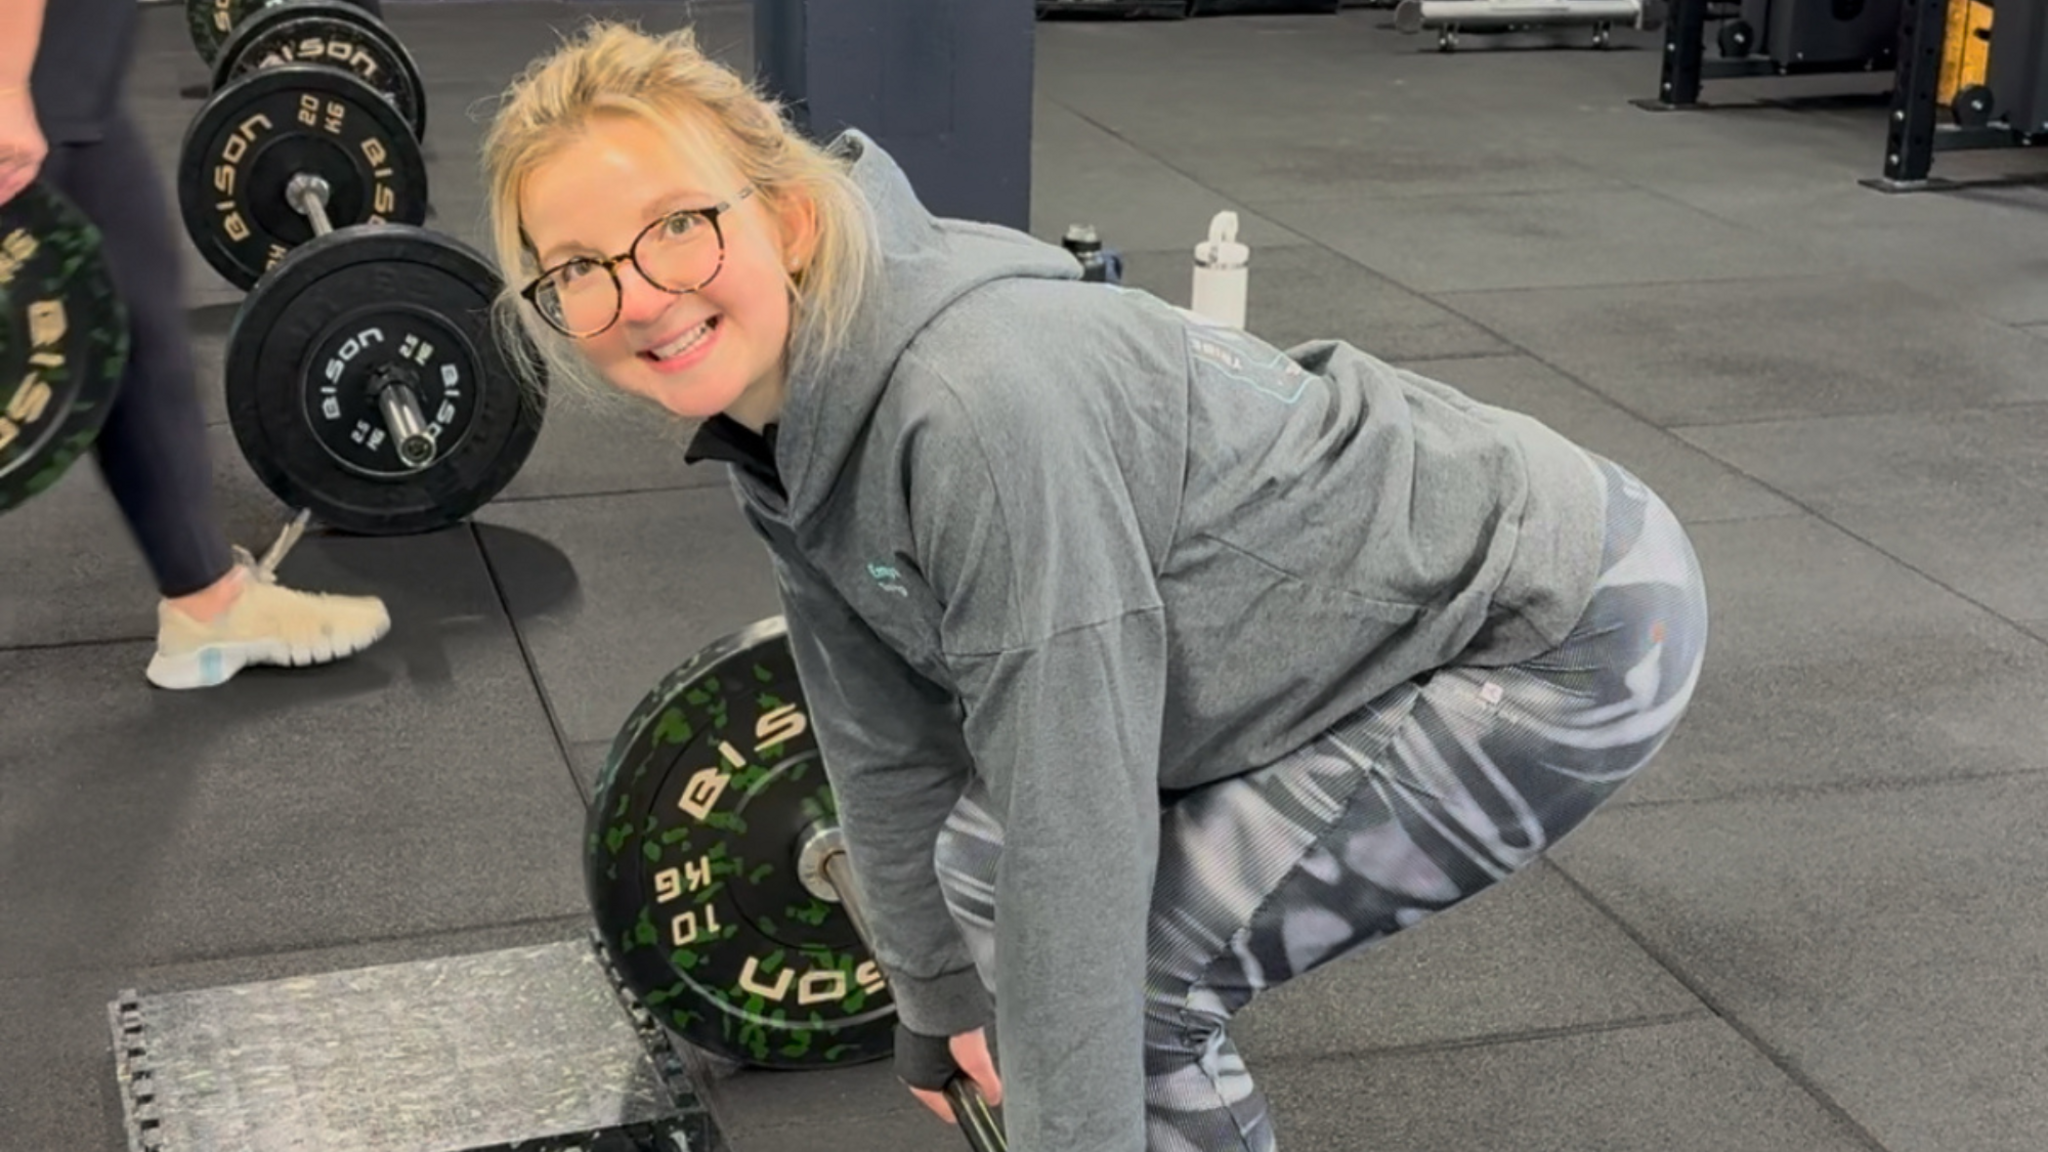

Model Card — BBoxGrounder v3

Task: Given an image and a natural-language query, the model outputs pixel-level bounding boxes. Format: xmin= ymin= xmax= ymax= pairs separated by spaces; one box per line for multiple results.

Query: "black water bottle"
xmin=1062 ymin=224 xmax=1124 ymax=285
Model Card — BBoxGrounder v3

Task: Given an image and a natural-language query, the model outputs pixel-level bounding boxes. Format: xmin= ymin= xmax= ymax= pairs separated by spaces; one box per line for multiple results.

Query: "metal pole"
xmin=286 ymin=173 xmax=335 ymax=237
xmin=812 ymin=827 xmax=1009 ymax=1152
xmin=1654 ymin=0 xmax=1711 ymax=107
xmin=1878 ymin=0 xmax=1951 ymax=186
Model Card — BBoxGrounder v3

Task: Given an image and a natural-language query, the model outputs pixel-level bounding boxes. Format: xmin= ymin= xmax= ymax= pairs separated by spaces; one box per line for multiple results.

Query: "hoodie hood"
xmin=765 ymin=131 xmax=1083 ymax=525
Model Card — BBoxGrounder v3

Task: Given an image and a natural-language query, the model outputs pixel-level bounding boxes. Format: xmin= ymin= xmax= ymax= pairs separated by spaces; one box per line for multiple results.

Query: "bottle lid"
xmin=1194 ymin=211 xmax=1248 ymax=270
xmin=1063 ymin=223 xmax=1102 ymax=252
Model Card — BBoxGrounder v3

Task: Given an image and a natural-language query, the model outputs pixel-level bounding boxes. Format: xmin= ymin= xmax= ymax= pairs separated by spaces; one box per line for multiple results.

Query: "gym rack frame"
xmin=1635 ymin=0 xmax=1899 ymax=110
xmin=1863 ymin=0 xmax=2048 ymax=191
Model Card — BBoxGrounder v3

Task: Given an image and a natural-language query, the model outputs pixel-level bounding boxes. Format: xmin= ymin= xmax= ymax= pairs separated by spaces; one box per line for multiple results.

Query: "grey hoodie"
xmin=726 ymin=132 xmax=1606 ymax=1152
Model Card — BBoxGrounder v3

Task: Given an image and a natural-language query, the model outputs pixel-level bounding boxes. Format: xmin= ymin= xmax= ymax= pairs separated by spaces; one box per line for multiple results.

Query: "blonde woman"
xmin=484 ymin=22 xmax=1708 ymax=1152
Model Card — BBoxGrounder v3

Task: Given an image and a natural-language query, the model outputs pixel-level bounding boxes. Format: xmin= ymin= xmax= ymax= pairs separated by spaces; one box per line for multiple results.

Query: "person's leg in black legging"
xmin=39 ymin=110 xmax=391 ymax=689
xmin=42 ymin=114 xmax=234 ymax=599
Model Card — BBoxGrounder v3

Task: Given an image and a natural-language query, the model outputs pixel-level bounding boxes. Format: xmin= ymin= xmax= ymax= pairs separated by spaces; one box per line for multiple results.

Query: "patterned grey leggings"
xmin=931 ymin=452 xmax=1709 ymax=1152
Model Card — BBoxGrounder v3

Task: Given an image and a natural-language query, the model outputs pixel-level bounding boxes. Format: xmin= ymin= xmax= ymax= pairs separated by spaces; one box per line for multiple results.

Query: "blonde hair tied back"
xmin=480 ymin=20 xmax=879 ymax=405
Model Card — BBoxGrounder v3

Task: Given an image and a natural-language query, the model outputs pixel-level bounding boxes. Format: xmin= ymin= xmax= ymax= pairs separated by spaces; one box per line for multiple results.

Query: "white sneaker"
xmin=145 ymin=512 xmax=391 ymax=690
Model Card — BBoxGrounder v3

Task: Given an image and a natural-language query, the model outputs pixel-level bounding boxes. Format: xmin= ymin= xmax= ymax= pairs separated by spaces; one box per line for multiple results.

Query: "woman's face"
xmin=520 ymin=114 xmax=807 ymax=428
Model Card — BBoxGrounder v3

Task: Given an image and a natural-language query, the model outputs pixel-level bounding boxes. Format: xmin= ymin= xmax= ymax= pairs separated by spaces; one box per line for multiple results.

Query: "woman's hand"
xmin=0 ymin=88 xmax=46 ymax=207
xmin=898 ymin=1025 xmax=1004 ymax=1123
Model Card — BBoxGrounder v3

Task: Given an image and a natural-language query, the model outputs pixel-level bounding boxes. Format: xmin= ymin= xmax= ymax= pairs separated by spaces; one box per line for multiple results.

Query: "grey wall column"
xmin=1989 ymin=1 xmax=2048 ymax=135
xmin=752 ymin=0 xmax=1036 ymax=232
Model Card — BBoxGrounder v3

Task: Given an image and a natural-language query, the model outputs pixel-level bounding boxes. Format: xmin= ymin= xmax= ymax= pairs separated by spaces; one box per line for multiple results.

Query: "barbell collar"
xmin=286 ymin=173 xmax=336 ymax=239
xmin=372 ymin=376 xmax=435 ymax=470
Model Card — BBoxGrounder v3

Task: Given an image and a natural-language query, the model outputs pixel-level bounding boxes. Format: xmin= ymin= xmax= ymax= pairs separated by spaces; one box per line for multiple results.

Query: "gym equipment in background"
xmin=1867 ymin=0 xmax=2048 ymax=190
xmin=1637 ymin=0 xmax=1903 ymax=109
xmin=175 ymin=61 xmax=545 ymax=535
xmin=1395 ymin=0 xmax=1666 ymax=52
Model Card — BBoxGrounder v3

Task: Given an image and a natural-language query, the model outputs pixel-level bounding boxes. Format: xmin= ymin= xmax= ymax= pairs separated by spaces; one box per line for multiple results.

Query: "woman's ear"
xmin=776 ymin=187 xmax=822 ymax=275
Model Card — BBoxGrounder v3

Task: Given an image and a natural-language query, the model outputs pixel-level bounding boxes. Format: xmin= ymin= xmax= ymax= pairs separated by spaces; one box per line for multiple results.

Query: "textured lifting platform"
xmin=107 ymin=935 xmax=728 ymax=1152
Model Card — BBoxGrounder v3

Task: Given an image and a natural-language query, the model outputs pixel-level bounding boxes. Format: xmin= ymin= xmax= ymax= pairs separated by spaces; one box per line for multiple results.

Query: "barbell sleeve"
xmin=819 ymin=835 xmax=1009 ymax=1152
xmin=285 ymin=173 xmax=336 ymax=238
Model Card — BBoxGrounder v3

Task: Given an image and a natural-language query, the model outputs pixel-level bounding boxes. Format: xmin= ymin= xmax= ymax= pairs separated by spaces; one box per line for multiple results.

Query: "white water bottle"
xmin=1189 ymin=211 xmax=1248 ymax=330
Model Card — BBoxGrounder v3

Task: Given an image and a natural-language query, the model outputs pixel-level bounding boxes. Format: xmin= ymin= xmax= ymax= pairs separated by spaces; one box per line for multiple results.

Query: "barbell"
xmin=175 ymin=59 xmax=543 ymax=536
xmin=1 ymin=59 xmax=541 ymax=534
xmin=589 ymin=616 xmax=1008 ymax=1152
xmin=177 ymin=45 xmax=430 ymax=292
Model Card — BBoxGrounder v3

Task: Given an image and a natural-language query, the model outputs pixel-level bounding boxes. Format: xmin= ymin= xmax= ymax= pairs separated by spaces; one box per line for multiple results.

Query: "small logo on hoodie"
xmin=1187 ymin=329 xmax=1309 ymax=405
xmin=868 ymin=563 xmax=910 ymax=598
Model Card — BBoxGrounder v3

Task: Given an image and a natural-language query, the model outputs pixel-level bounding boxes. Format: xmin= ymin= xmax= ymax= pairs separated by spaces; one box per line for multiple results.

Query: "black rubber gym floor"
xmin=6 ymin=2 xmax=2048 ymax=1149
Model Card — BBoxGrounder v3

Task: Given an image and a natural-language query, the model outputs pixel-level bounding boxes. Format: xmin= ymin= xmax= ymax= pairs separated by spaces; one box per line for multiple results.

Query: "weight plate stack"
xmin=188 ymin=0 xmax=383 ymax=64
xmin=177 ymin=63 xmax=429 ymax=291
xmin=212 ymin=0 xmax=429 ymax=143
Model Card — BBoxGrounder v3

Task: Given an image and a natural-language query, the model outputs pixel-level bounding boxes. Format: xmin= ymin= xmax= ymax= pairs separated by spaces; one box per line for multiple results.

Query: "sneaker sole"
xmin=145 ymin=626 xmax=390 ymax=691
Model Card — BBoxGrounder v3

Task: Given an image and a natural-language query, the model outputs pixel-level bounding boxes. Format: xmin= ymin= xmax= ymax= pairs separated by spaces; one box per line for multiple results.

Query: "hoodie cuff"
xmin=888 ymin=965 xmax=993 ymax=1038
